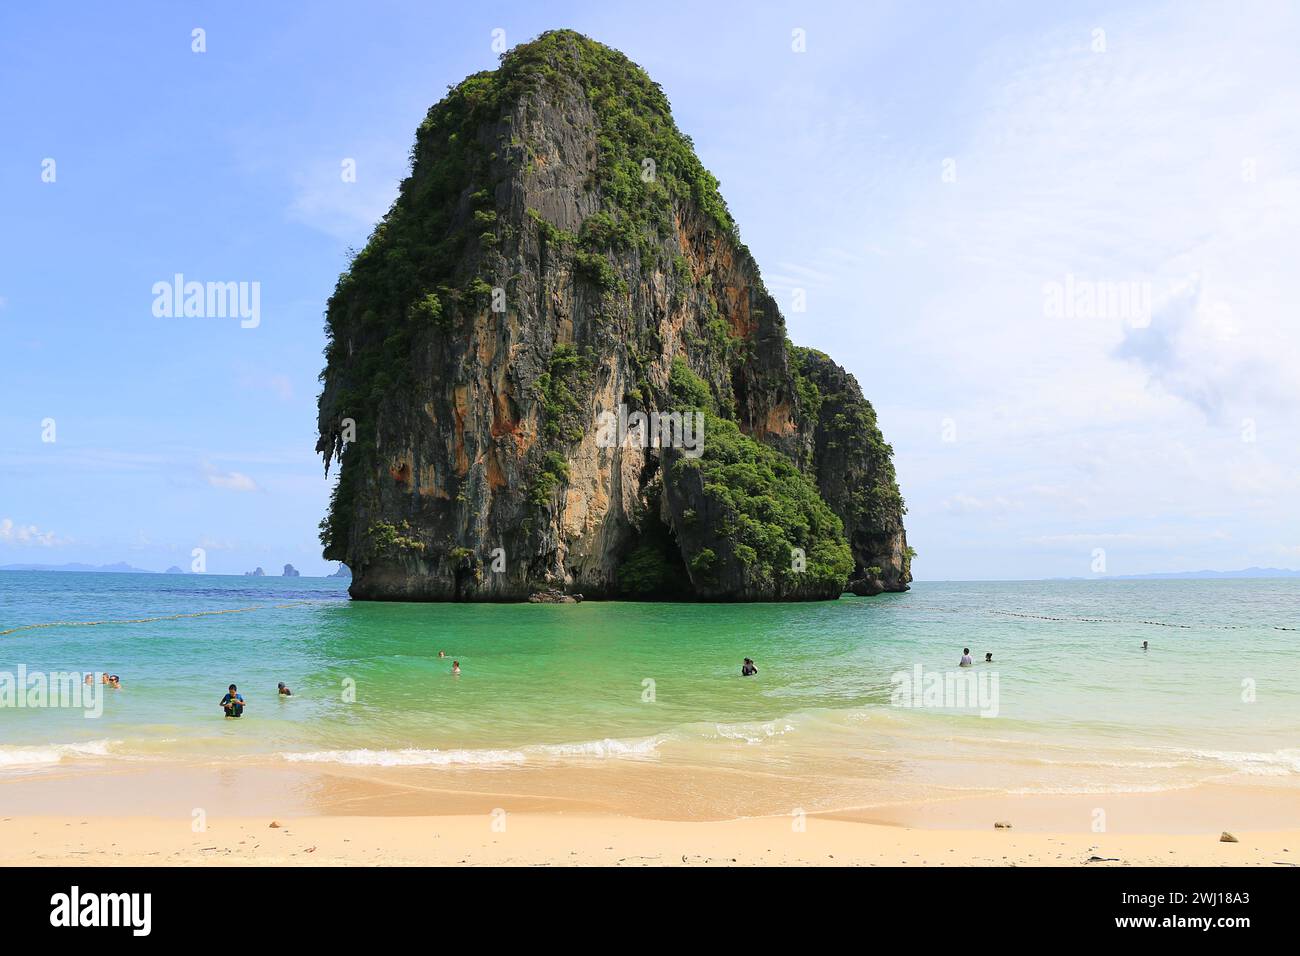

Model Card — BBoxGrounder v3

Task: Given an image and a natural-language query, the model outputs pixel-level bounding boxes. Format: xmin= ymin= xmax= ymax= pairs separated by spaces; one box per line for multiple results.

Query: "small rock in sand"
xmin=269 ymin=821 xmax=282 ymax=829
xmin=1220 ymin=831 xmax=1238 ymax=843
xmin=994 ymin=821 xmax=1012 ymax=829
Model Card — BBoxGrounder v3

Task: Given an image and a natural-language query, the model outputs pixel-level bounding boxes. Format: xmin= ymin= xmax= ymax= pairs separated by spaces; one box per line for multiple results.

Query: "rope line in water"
xmin=990 ymin=609 xmax=1297 ymax=631
xmin=0 ymin=600 xmax=336 ymax=637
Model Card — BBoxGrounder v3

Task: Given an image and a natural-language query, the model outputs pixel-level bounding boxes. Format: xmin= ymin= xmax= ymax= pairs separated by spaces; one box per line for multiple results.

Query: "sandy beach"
xmin=3 ymin=812 xmax=1295 ymax=867
xmin=1 ymin=760 xmax=1295 ymax=866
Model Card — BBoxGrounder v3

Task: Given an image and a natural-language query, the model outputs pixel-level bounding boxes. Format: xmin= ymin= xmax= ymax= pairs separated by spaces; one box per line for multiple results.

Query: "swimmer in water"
xmin=741 ymin=658 xmax=758 ymax=677
xmin=1142 ymin=640 xmax=1149 ymax=651
xmin=438 ymin=650 xmax=446 ymax=659
xmin=277 ymin=682 xmax=292 ymax=696
xmin=959 ymin=648 xmax=973 ymax=667
xmin=451 ymin=660 xmax=461 ymax=675
xmin=984 ymin=652 xmax=993 ymax=663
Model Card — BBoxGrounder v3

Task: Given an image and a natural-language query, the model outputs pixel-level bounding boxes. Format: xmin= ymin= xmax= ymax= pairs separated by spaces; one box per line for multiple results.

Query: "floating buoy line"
xmin=990 ymin=609 xmax=1297 ymax=631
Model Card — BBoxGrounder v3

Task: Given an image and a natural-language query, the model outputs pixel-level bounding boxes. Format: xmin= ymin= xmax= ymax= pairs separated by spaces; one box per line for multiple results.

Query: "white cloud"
xmin=903 ymin=8 xmax=1300 ymax=421
xmin=196 ymin=536 xmax=237 ymax=552
xmin=861 ymin=3 xmax=1300 ymax=576
xmin=942 ymin=494 xmax=1021 ymax=515
xmin=287 ymin=153 xmax=404 ymax=243
xmin=203 ymin=464 xmax=259 ymax=493
xmin=0 ymin=518 xmax=64 ymax=547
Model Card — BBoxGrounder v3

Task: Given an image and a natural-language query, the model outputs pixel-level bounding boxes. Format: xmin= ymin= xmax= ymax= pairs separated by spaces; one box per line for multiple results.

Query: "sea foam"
xmin=526 ymin=734 xmax=666 ymax=758
xmin=281 ymin=747 xmax=525 ymax=767
xmin=1182 ymin=748 xmax=1300 ymax=776
xmin=280 ymin=734 xmax=668 ymax=767
xmin=0 ymin=740 xmax=114 ymax=767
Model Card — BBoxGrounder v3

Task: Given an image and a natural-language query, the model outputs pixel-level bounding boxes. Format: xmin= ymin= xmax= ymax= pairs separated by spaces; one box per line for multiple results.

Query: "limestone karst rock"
xmin=316 ymin=30 xmax=910 ymax=601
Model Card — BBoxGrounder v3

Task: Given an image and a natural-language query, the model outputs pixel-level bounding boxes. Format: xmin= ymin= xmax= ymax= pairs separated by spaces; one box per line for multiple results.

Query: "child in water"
xmin=221 ymin=684 xmax=246 ymax=718
xmin=451 ymin=660 xmax=461 ymax=675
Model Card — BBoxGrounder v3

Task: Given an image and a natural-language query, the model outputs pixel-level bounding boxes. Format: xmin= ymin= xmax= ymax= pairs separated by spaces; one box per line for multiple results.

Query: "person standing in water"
xmin=277 ymin=682 xmax=292 ymax=696
xmin=741 ymin=658 xmax=758 ymax=677
xmin=984 ymin=652 xmax=993 ymax=663
xmin=1142 ymin=641 xmax=1149 ymax=651
xmin=221 ymin=684 xmax=246 ymax=718
xmin=451 ymin=660 xmax=461 ymax=675
xmin=959 ymin=648 xmax=973 ymax=667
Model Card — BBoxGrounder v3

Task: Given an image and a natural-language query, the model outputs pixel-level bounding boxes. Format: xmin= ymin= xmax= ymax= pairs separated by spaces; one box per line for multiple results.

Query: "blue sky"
xmin=2 ymin=0 xmax=1297 ymax=578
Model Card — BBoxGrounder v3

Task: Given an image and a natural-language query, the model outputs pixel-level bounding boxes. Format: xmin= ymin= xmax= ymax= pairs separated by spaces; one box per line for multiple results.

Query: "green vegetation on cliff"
xmin=665 ymin=362 xmax=854 ymax=595
xmin=536 ymin=344 xmax=592 ymax=442
xmin=785 ymin=345 xmax=912 ymax=589
xmin=790 ymin=345 xmax=906 ymax=532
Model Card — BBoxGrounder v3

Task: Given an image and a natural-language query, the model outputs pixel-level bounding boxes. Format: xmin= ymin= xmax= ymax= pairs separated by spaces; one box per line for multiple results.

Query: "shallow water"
xmin=1 ymin=572 xmax=1297 ymax=808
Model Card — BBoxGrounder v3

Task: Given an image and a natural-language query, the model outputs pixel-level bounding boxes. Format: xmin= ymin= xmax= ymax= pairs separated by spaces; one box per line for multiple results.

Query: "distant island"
xmin=328 ymin=564 xmax=351 ymax=578
xmin=244 ymin=567 xmax=266 ymax=577
xmin=283 ymin=564 xmax=301 ymax=577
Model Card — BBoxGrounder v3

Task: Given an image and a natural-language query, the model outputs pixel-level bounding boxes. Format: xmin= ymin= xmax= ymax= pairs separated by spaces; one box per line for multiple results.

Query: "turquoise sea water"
xmin=1 ymin=572 xmax=1297 ymax=810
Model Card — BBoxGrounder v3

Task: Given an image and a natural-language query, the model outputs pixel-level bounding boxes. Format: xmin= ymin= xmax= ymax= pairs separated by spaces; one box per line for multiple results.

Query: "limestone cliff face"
xmin=315 ymin=30 xmax=910 ymax=601
xmin=791 ymin=348 xmax=913 ymax=594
